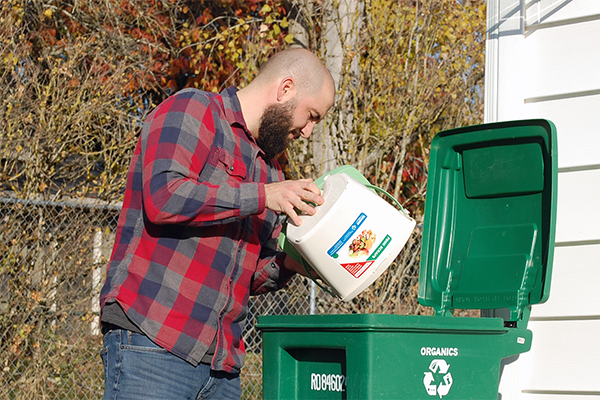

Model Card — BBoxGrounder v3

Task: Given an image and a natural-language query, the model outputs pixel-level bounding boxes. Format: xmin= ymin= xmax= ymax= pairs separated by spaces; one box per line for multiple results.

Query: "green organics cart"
xmin=258 ymin=119 xmax=558 ymax=400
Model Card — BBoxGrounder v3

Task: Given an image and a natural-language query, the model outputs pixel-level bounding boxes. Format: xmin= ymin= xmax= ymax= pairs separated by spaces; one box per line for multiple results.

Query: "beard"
xmin=256 ymin=98 xmax=297 ymax=160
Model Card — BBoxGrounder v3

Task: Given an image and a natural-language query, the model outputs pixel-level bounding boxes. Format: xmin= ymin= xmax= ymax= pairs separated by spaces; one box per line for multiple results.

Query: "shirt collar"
xmin=221 ymin=86 xmax=247 ymax=128
xmin=220 ymin=86 xmax=265 ymax=156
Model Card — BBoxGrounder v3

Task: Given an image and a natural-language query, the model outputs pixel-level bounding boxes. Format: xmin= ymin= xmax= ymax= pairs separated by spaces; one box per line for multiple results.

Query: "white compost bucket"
xmin=286 ymin=172 xmax=416 ymax=301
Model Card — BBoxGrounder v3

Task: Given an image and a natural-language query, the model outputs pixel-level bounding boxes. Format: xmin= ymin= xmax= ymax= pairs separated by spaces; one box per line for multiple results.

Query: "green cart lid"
xmin=419 ymin=119 xmax=558 ymax=323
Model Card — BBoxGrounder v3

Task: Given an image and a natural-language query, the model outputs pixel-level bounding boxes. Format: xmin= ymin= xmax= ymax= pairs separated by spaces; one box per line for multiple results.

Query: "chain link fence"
xmin=0 ymin=196 xmax=426 ymax=399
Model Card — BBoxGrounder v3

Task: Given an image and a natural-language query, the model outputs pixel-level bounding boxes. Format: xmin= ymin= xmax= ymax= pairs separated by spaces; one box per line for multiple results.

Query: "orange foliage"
xmin=1 ymin=0 xmax=289 ymax=200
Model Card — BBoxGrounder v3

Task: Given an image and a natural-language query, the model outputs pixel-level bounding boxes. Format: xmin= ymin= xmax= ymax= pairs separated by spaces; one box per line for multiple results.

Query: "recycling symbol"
xmin=423 ymin=359 xmax=453 ymax=398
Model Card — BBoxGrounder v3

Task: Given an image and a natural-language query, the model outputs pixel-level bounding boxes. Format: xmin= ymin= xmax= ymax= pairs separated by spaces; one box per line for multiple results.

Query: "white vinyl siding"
xmin=535 ymin=244 xmax=600 ymax=318
xmin=486 ymin=0 xmax=600 ymax=398
xmin=524 ymin=96 xmax=600 ymax=169
xmin=555 ymin=170 xmax=600 ymax=243
xmin=523 ymin=19 xmax=600 ymax=101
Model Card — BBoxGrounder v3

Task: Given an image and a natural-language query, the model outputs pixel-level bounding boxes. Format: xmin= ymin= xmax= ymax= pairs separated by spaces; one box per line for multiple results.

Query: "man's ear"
xmin=277 ymin=77 xmax=296 ymax=102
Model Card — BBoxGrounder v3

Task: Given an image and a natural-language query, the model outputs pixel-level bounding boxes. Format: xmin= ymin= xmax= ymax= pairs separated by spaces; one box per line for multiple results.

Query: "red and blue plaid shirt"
xmin=100 ymin=87 xmax=295 ymax=372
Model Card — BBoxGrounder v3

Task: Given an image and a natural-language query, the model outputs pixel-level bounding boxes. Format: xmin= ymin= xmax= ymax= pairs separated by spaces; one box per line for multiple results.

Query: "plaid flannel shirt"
xmin=100 ymin=87 xmax=295 ymax=373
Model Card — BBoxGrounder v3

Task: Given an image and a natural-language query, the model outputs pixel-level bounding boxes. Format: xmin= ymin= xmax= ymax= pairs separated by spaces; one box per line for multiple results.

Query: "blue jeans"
xmin=101 ymin=329 xmax=241 ymax=400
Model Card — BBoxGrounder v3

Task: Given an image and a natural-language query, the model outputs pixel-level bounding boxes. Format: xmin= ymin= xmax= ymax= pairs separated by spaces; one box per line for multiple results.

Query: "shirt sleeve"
xmin=139 ymin=90 xmax=266 ymax=226
xmin=250 ymin=216 xmax=297 ymax=295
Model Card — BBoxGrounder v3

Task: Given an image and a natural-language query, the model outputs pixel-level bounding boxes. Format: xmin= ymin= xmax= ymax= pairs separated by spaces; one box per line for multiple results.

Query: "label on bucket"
xmin=327 ymin=213 xmax=392 ymax=278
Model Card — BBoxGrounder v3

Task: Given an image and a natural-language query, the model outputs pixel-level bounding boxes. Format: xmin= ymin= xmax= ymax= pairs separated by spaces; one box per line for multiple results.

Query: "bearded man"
xmin=99 ymin=48 xmax=335 ymax=400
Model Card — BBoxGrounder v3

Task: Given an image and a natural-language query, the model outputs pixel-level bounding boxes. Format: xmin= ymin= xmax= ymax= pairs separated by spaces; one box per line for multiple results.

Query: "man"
xmin=99 ymin=48 xmax=335 ymax=399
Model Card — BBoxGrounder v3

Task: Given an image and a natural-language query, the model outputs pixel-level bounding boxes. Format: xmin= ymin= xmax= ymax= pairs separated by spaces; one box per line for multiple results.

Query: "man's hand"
xmin=265 ymin=179 xmax=324 ymax=226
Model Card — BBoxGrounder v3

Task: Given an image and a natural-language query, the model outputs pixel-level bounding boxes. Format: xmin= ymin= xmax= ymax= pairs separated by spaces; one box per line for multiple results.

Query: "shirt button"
xmin=230 ymin=166 xmax=234 ymax=171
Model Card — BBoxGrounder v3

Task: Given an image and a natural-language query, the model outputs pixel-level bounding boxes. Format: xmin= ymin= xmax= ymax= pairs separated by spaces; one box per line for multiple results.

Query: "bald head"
xmin=253 ymin=48 xmax=335 ymax=98
xmin=236 ymin=48 xmax=335 ymax=141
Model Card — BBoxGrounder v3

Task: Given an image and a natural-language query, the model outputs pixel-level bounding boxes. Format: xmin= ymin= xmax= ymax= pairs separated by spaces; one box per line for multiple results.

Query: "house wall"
xmin=485 ymin=0 xmax=600 ymax=398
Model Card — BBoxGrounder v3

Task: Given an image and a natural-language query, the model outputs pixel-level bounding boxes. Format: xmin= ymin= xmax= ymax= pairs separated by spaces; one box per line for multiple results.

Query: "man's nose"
xmin=300 ymin=121 xmax=316 ymax=138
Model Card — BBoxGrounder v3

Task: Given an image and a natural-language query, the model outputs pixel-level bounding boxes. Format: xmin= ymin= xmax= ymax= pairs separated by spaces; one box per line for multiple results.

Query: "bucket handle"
xmin=363 ymin=183 xmax=411 ymax=217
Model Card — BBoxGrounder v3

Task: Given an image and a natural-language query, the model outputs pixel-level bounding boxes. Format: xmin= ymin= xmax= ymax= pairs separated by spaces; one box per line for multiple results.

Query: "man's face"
xmin=256 ymin=97 xmax=298 ymax=160
xmin=256 ymin=81 xmax=335 ymax=159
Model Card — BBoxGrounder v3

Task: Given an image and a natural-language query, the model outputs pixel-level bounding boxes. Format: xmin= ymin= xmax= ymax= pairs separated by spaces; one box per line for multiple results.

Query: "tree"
xmin=0 ymin=1 xmax=487 ymax=397
xmin=286 ymin=0 xmax=486 ymax=314
xmin=0 ymin=0 xmax=289 ymax=201
xmin=1 ymin=0 xmax=487 ymax=349
xmin=0 ymin=2 xmax=289 ymax=398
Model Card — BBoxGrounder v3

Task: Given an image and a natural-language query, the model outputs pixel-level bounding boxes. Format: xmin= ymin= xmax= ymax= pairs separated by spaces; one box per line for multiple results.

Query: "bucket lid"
xmin=419 ymin=120 xmax=558 ymax=323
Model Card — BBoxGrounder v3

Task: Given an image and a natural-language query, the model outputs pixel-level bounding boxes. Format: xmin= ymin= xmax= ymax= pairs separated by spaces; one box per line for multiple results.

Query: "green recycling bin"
xmin=258 ymin=119 xmax=558 ymax=400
